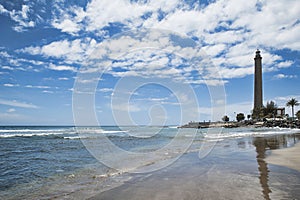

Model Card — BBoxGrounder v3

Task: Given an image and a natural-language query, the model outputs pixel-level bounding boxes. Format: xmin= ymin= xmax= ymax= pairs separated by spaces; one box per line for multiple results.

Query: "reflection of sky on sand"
xmin=91 ymin=133 xmax=300 ymax=200
xmin=254 ymin=134 xmax=300 ymax=200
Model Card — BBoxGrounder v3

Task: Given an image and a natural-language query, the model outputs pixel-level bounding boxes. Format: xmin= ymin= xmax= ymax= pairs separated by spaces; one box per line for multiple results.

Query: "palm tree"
xmin=264 ymin=101 xmax=277 ymax=117
xmin=286 ymin=98 xmax=299 ymax=121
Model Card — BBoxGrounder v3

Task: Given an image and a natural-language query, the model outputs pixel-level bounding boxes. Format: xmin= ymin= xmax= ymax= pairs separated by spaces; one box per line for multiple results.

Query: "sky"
xmin=0 ymin=0 xmax=299 ymax=126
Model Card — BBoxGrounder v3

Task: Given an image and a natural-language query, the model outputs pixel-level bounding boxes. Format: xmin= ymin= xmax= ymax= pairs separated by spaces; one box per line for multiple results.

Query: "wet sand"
xmin=88 ymin=134 xmax=300 ymax=200
xmin=265 ymin=142 xmax=300 ymax=172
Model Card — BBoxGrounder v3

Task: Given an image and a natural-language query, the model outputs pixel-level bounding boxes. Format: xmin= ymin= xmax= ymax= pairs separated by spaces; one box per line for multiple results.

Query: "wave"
xmin=64 ymin=136 xmax=81 ymax=140
xmin=75 ymin=128 xmax=128 ymax=134
xmin=103 ymin=130 xmax=129 ymax=134
xmin=204 ymin=127 xmax=300 ymax=140
xmin=1 ymin=126 xmax=299 ymax=140
xmin=0 ymin=132 xmax=67 ymax=138
xmin=0 ymin=127 xmax=129 ymax=138
xmin=0 ymin=131 xmax=127 ymax=139
xmin=0 ymin=129 xmax=68 ymax=133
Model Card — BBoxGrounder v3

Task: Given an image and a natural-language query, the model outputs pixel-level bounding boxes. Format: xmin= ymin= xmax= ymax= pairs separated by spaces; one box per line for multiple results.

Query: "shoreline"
xmin=88 ymin=133 xmax=300 ymax=200
xmin=179 ymin=120 xmax=300 ymax=129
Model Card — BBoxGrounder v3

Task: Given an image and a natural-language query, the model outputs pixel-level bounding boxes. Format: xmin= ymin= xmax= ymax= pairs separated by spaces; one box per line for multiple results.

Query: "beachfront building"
xmin=276 ymin=108 xmax=285 ymax=118
xmin=254 ymin=49 xmax=263 ymax=110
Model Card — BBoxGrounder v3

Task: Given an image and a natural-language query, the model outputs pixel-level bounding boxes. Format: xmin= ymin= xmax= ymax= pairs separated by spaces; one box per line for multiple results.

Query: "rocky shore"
xmin=179 ymin=119 xmax=300 ymax=129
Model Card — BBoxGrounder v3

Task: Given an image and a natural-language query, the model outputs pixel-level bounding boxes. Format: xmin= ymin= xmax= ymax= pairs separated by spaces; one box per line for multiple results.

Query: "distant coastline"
xmin=179 ymin=119 xmax=300 ymax=129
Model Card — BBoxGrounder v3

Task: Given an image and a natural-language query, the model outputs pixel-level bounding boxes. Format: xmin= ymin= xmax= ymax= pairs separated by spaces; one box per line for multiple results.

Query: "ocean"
xmin=1 ymin=126 xmax=300 ymax=199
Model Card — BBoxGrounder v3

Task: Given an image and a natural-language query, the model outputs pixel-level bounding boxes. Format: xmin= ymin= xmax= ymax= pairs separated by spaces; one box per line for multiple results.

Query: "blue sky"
xmin=0 ymin=0 xmax=299 ymax=125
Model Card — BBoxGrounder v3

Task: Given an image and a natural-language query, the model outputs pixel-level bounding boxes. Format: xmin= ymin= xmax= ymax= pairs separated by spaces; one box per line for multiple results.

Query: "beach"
xmin=89 ymin=131 xmax=300 ymax=200
xmin=90 ymin=134 xmax=300 ymax=200
xmin=1 ymin=126 xmax=300 ymax=200
xmin=266 ymin=141 xmax=300 ymax=172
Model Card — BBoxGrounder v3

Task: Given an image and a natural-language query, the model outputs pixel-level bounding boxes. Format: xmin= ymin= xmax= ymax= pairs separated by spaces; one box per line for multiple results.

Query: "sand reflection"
xmin=253 ymin=134 xmax=299 ymax=200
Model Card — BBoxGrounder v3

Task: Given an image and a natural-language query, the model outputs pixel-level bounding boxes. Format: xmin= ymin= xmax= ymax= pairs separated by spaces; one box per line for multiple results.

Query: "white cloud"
xmin=98 ymin=88 xmax=114 ymax=93
xmin=25 ymin=85 xmax=51 ymax=89
xmin=7 ymin=108 xmax=16 ymax=113
xmin=42 ymin=90 xmax=54 ymax=94
xmin=185 ymin=79 xmax=228 ymax=86
xmin=1 ymin=51 xmax=46 ymax=73
xmin=0 ymin=4 xmax=35 ymax=32
xmin=273 ymin=74 xmax=297 ymax=79
xmin=274 ymin=95 xmax=300 ymax=103
xmin=42 ymin=39 xmax=82 ymax=58
xmin=58 ymin=77 xmax=69 ymax=81
xmin=3 ymin=83 xmax=19 ymax=87
xmin=277 ymin=61 xmax=294 ymax=68
xmin=0 ymin=51 xmax=11 ymax=58
xmin=48 ymin=64 xmax=77 ymax=72
xmin=50 ymin=0 xmax=185 ymax=35
xmin=52 ymin=18 xmax=82 ymax=35
xmin=219 ymin=67 xmax=253 ymax=79
xmin=21 ymin=38 xmax=97 ymax=64
xmin=202 ymin=44 xmax=227 ymax=57
xmin=0 ymin=99 xmax=39 ymax=109
xmin=205 ymin=30 xmax=246 ymax=45
xmin=46 ymin=0 xmax=300 ymax=53
xmin=0 ymin=4 xmax=7 ymax=14
xmin=16 ymin=0 xmax=300 ymax=85
xmin=1 ymin=65 xmax=14 ymax=70
xmin=231 ymin=1 xmax=300 ymax=51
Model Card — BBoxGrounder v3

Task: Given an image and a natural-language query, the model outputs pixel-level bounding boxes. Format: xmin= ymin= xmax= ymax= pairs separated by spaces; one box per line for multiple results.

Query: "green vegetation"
xmin=264 ymin=101 xmax=277 ymax=117
xmin=296 ymin=110 xmax=300 ymax=120
xmin=252 ymin=101 xmax=280 ymax=120
xmin=222 ymin=115 xmax=229 ymax=122
xmin=252 ymin=107 xmax=265 ymax=120
xmin=236 ymin=113 xmax=245 ymax=122
xmin=247 ymin=114 xmax=251 ymax=120
xmin=286 ymin=98 xmax=299 ymax=121
xmin=220 ymin=98 xmax=300 ymax=124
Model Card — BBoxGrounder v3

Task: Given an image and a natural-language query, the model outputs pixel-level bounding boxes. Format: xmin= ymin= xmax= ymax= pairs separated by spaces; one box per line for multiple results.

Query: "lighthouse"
xmin=254 ymin=49 xmax=263 ymax=110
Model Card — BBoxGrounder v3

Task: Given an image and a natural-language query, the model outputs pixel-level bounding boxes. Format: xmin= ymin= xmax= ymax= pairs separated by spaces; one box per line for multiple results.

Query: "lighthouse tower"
xmin=254 ymin=49 xmax=263 ymax=110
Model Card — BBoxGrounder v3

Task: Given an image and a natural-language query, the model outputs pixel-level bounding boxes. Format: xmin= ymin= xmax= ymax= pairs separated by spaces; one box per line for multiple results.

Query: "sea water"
xmin=1 ymin=126 xmax=300 ymax=199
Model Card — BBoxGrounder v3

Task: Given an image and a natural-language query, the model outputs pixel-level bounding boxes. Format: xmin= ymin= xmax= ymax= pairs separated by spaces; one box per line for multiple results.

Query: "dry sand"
xmin=265 ymin=142 xmax=300 ymax=172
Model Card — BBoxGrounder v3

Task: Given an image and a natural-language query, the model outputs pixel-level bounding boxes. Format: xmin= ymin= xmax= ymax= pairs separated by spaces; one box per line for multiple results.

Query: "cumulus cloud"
xmin=0 ymin=4 xmax=35 ymax=32
xmin=21 ymin=38 xmax=97 ymax=64
xmin=17 ymin=0 xmax=300 ymax=84
xmin=53 ymin=18 xmax=80 ymax=34
xmin=51 ymin=0 xmax=183 ymax=35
